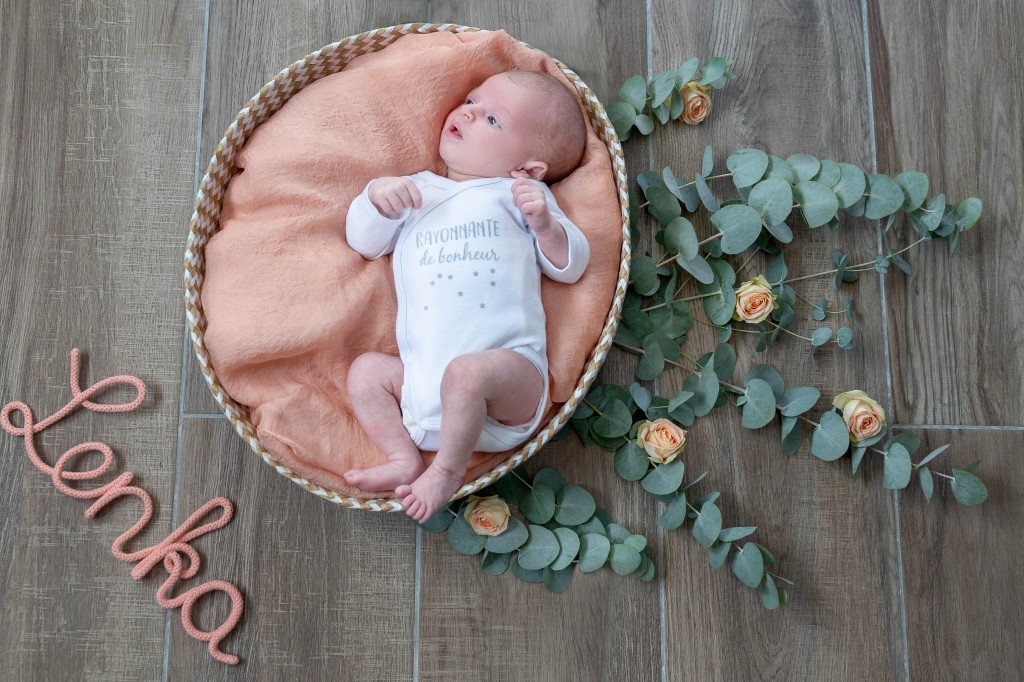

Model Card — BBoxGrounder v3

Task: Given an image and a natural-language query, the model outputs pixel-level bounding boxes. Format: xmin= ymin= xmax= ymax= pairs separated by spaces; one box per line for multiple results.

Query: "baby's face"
xmin=439 ymin=74 xmax=549 ymax=181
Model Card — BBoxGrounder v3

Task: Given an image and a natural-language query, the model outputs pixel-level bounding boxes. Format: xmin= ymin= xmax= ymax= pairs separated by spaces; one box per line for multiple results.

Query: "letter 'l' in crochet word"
xmin=0 ymin=349 xmax=244 ymax=665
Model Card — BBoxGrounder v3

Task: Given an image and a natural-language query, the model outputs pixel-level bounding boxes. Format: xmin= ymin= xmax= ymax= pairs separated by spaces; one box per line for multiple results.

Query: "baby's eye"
xmin=487 ymin=115 xmax=500 ymax=128
xmin=464 ymin=97 xmax=473 ymax=104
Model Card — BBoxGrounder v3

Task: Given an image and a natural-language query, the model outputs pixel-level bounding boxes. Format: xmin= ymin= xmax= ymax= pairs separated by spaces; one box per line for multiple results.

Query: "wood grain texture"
xmin=649 ymin=0 xmax=904 ymax=678
xmin=418 ymin=2 xmax=661 ymax=680
xmin=183 ymin=0 xmax=430 ymax=414
xmin=895 ymin=429 xmax=1024 ymax=680
xmin=870 ymin=0 xmax=1024 ymax=426
xmin=167 ymin=418 xmax=417 ymax=680
xmin=0 ymin=0 xmax=205 ymax=678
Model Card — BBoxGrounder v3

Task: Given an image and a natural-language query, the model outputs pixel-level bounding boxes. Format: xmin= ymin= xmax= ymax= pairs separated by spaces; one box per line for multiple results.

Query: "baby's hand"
xmin=368 ymin=177 xmax=422 ymax=217
xmin=511 ymin=176 xmax=555 ymax=232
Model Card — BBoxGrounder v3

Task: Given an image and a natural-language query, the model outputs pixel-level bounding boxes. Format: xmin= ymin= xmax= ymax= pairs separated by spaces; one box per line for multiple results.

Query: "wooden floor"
xmin=1 ymin=1 xmax=1021 ymax=680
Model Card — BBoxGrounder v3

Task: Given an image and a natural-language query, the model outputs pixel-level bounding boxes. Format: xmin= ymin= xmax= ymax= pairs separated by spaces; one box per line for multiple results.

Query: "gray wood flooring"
xmin=1 ymin=1 xmax=1020 ymax=680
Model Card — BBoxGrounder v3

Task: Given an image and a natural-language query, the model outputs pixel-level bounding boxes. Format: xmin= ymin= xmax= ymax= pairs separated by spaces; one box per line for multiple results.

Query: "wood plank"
xmin=167 ymin=417 xmax=417 ymax=678
xmin=870 ymin=0 xmax=1024 ymax=426
xmin=183 ymin=0 xmax=430 ymax=414
xmin=649 ymin=1 xmax=904 ymax=678
xmin=0 ymin=0 xmax=206 ymax=678
xmin=895 ymin=429 xmax=1024 ymax=679
xmin=418 ymin=2 xmax=661 ymax=679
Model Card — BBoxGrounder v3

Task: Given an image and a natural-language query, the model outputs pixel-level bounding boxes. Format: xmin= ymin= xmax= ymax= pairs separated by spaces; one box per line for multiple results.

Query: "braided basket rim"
xmin=184 ymin=23 xmax=631 ymax=512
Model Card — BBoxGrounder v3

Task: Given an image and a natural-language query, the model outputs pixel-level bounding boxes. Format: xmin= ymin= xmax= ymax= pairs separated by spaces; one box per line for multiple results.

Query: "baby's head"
xmin=439 ymin=70 xmax=588 ymax=184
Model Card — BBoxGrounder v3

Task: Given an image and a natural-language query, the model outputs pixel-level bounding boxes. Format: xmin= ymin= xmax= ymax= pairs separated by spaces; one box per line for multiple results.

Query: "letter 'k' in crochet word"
xmin=1 ymin=349 xmax=244 ymax=665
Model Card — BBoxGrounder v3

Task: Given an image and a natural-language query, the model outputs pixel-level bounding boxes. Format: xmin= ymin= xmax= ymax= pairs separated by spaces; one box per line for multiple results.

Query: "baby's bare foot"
xmin=344 ymin=451 xmax=425 ymax=493
xmin=396 ymin=465 xmax=464 ymax=522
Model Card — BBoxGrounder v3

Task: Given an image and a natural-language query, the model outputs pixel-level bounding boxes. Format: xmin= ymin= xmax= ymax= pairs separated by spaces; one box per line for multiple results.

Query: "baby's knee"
xmin=440 ymin=355 xmax=486 ymax=398
xmin=348 ymin=353 xmax=392 ymax=393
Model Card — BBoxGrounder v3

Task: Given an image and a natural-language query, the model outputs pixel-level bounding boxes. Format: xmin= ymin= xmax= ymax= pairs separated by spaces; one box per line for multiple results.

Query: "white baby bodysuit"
xmin=346 ymin=171 xmax=590 ymax=451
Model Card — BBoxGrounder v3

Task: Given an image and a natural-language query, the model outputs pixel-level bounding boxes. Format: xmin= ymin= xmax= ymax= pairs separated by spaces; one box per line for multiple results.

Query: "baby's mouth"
xmin=448 ymin=121 xmax=463 ymax=139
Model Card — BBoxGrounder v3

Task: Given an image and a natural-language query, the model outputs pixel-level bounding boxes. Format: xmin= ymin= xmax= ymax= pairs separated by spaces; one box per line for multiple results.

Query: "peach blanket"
xmin=201 ymin=30 xmax=621 ymax=498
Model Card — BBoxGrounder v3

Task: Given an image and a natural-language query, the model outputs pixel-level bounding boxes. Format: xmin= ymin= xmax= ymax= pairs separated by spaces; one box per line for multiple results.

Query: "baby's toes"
xmin=395 ymin=484 xmax=412 ymax=498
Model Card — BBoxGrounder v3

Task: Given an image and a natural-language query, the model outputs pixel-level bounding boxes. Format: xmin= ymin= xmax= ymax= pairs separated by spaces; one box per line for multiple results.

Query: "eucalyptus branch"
xmin=780 ymin=237 xmax=928 ymax=286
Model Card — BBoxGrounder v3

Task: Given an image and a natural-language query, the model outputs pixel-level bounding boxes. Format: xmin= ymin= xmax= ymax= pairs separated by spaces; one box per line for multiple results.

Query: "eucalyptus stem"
xmin=694 ymin=317 xmax=760 ymax=335
xmin=735 ymin=250 xmax=760 ymax=277
xmin=583 ymin=398 xmax=605 ymax=417
xmin=780 ymin=237 xmax=928 ymax=286
xmin=510 ymin=470 xmax=534 ymax=489
xmin=642 ymin=289 xmax=722 ymax=311
xmin=793 ymin=291 xmax=845 ymax=314
xmin=766 ymin=321 xmax=813 ymax=342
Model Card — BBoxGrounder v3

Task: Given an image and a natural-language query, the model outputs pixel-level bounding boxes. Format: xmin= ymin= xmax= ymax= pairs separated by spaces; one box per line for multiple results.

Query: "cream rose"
xmin=637 ymin=418 xmax=687 ymax=465
xmin=732 ymin=275 xmax=778 ymax=324
xmin=463 ymin=496 xmax=510 ymax=536
xmin=679 ymin=81 xmax=712 ymax=125
xmin=832 ymin=390 xmax=887 ymax=442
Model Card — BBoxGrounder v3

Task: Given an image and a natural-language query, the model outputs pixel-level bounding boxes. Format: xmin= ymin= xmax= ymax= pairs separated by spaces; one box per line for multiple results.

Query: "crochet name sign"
xmin=0 ymin=349 xmax=244 ymax=665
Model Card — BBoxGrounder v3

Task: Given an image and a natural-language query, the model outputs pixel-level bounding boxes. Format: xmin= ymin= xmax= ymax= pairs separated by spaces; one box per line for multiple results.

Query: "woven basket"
xmin=184 ymin=23 xmax=630 ymax=512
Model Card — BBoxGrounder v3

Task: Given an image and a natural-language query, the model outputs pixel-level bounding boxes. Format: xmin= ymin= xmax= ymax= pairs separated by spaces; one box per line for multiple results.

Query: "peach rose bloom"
xmin=832 ymin=390 xmax=887 ymax=442
xmin=732 ymin=275 xmax=777 ymax=324
xmin=637 ymin=418 xmax=687 ymax=464
xmin=679 ymin=81 xmax=712 ymax=125
xmin=463 ymin=496 xmax=510 ymax=536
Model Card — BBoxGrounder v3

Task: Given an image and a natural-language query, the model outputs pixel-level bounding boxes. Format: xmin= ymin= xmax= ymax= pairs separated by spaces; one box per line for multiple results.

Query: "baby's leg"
xmin=397 ymin=349 xmax=544 ymax=522
xmin=344 ymin=352 xmax=425 ymax=493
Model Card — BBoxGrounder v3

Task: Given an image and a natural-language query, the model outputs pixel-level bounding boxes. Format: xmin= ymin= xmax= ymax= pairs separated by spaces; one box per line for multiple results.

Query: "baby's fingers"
xmin=401 ymin=181 xmax=423 ymax=209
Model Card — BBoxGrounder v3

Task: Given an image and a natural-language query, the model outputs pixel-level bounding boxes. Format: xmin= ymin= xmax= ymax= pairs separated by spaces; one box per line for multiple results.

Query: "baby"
xmin=343 ymin=70 xmax=590 ymax=522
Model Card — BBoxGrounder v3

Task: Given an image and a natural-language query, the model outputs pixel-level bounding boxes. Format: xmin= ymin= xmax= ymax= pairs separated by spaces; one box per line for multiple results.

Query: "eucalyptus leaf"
xmin=811 ymin=327 xmax=833 ymax=346
xmin=834 ymin=163 xmax=867 ymax=209
xmin=778 ymin=387 xmax=820 ymax=417
xmin=635 ymin=334 xmax=666 ymax=381
xmin=814 ymin=159 xmax=842 ymax=187
xmin=744 ymin=364 xmax=785 ymax=400
xmin=484 ymin=517 xmax=529 ymax=553
xmin=650 ymin=69 xmax=677 ymax=106
xmin=954 ymin=197 xmax=983 ymax=230
xmin=766 ymin=253 xmax=788 ymax=284
xmin=615 ymin=441 xmax=651 ymax=481
xmin=765 ymin=155 xmax=795 ymax=183
xmin=518 ymin=524 xmax=562 ymax=570
xmin=606 ymin=101 xmax=637 ymax=140
xmin=618 ymin=75 xmax=648 ymax=111
xmin=883 ymin=442 xmax=913 ymax=489
xmin=520 ymin=482 xmax=556 ymax=524
xmin=607 ymin=523 xmax=632 ymax=544
xmin=786 ymin=153 xmax=821 ymax=181
xmin=629 ymin=383 xmax=653 ymax=413
xmin=678 ymin=254 xmax=715 ymax=284
xmin=761 ymin=574 xmax=781 ymax=609
xmin=624 ymin=534 xmax=648 ymax=552
xmin=592 ymin=399 xmax=634 ymax=439
xmin=731 ymin=543 xmax=765 ymax=588
xmin=708 ymin=541 xmax=731 ymax=568
xmin=511 ymin=559 xmax=546 ymax=583
xmin=641 ymin=459 xmax=686 ymax=495
xmin=741 ymin=379 xmax=777 ymax=429
xmin=630 ymin=255 xmax=660 ymax=296
xmin=646 ymin=186 xmax=682 ymax=225
xmin=543 ymin=566 xmax=574 ymax=593
xmin=492 ymin=468 xmax=531 ymax=506
xmin=550 ymin=528 xmax=581 ymax=571
xmin=692 ymin=502 xmax=723 ymax=549
xmin=748 ymin=177 xmax=794 ymax=226
xmin=665 ymin=216 xmax=699 ymax=259
xmin=695 ymin=172 xmax=719 ymax=212
xmin=727 ymin=148 xmax=770 ymax=188
xmin=851 ymin=445 xmax=867 ymax=477
xmin=447 ymin=515 xmax=487 ymax=555
xmin=659 ymin=492 xmax=689 ymax=530
xmin=951 ymin=469 xmax=989 ymax=505
xmin=795 ymin=180 xmax=840 ymax=228
xmin=698 ymin=56 xmax=729 ymax=86
xmin=578 ymin=533 xmax=611 ymax=572
xmin=609 ymin=544 xmax=643 ymax=575
xmin=712 ymin=342 xmax=737 ymax=383
xmin=781 ymin=416 xmax=804 ymax=455
xmin=634 ymin=114 xmax=655 ymax=135
xmin=712 ymin=204 xmax=763 ymax=254
xmin=481 ymin=550 xmax=513 ymax=576
xmin=917 ymin=444 xmax=950 ymax=468
xmin=836 ymin=327 xmax=853 ymax=349
xmin=895 ymin=171 xmax=929 ymax=212
xmin=555 ymin=485 xmax=597 ymax=526
xmin=419 ymin=507 xmax=457 ymax=533
xmin=864 ymin=173 xmax=905 ymax=220
xmin=811 ymin=411 xmax=850 ymax=461
xmin=676 ymin=57 xmax=700 ymax=85
xmin=702 ymin=284 xmax=737 ymax=326
xmin=702 ymin=144 xmax=714 ymax=177
xmin=919 ymin=466 xmax=935 ymax=502
xmin=719 ymin=526 xmax=757 ymax=542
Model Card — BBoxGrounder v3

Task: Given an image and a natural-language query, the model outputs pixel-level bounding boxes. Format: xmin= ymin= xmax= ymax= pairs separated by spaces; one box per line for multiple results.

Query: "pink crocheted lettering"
xmin=1 ymin=348 xmax=244 ymax=665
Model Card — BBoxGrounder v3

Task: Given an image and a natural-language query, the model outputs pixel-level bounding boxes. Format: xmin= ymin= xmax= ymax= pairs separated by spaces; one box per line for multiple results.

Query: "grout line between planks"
xmin=893 ymin=423 xmax=1024 ymax=431
xmin=164 ymin=1 xmax=211 ymax=679
xmin=861 ymin=2 xmax=910 ymax=680
xmin=182 ymin=412 xmax=227 ymax=419
xmin=643 ymin=2 xmax=669 ymax=680
xmin=413 ymin=525 xmax=422 ymax=681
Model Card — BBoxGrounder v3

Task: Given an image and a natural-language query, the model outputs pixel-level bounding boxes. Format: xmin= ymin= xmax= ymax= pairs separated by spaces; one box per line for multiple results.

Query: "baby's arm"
xmin=511 ymin=178 xmax=590 ymax=283
xmin=345 ymin=176 xmax=423 ymax=260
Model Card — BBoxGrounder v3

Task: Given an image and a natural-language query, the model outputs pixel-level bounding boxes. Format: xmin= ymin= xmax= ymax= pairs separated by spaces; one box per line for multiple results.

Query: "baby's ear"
xmin=516 ymin=160 xmax=548 ymax=181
